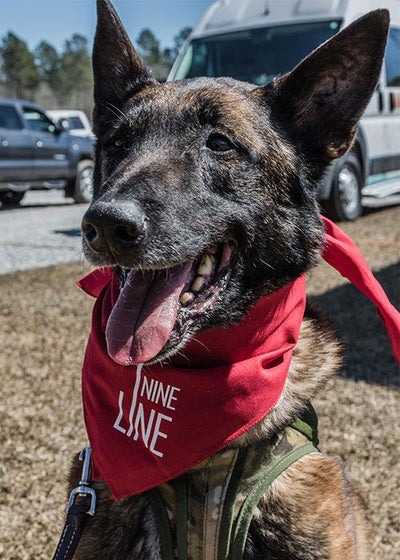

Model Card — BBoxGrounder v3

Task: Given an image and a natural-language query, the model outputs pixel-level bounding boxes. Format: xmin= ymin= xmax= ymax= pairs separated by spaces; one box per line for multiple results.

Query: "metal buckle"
xmin=67 ymin=447 xmax=96 ymax=516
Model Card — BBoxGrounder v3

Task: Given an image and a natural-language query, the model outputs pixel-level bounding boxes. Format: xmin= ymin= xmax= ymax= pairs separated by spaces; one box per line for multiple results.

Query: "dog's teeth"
xmin=180 ymin=292 xmax=194 ymax=305
xmin=191 ymin=276 xmax=205 ymax=292
xmin=197 ymin=254 xmax=214 ymax=276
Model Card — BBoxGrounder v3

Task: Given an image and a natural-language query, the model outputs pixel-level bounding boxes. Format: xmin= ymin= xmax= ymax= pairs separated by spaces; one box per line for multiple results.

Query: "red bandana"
xmin=78 ymin=217 xmax=400 ymax=499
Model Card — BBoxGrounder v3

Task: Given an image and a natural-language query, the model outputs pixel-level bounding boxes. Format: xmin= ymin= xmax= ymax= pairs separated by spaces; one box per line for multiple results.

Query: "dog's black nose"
xmin=82 ymin=200 xmax=147 ymax=255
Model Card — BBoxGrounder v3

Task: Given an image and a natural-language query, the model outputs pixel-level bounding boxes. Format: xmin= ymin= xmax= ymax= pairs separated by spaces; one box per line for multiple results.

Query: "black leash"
xmin=52 ymin=447 xmax=96 ymax=560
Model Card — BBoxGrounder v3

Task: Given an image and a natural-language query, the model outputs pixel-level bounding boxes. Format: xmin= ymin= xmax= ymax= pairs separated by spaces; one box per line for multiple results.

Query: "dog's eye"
xmin=111 ymin=138 xmax=124 ymax=149
xmin=207 ymin=134 xmax=234 ymax=152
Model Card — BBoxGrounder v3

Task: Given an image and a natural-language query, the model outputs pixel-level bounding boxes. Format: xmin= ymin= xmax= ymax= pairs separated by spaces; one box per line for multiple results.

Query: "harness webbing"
xmin=147 ymin=405 xmax=319 ymax=559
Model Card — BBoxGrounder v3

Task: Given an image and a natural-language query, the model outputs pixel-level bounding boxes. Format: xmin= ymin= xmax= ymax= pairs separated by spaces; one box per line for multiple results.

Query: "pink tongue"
xmin=105 ymin=261 xmax=193 ymax=365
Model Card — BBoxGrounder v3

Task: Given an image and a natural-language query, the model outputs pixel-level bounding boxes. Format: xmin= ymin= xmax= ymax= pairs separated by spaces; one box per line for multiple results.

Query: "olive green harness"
xmin=147 ymin=405 xmax=319 ymax=560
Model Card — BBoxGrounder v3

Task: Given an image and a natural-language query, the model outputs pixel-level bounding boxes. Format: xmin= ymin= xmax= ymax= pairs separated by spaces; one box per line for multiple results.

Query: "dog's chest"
xmin=147 ymin=425 xmax=316 ymax=560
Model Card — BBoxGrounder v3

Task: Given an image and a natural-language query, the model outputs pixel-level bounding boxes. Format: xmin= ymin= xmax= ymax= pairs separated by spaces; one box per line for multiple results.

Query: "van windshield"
xmin=173 ymin=20 xmax=341 ymax=85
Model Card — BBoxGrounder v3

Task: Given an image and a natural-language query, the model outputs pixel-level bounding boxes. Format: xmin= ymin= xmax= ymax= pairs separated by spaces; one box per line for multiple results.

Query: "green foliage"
xmin=35 ymin=41 xmax=60 ymax=91
xmin=0 ymin=32 xmax=40 ymax=99
xmin=173 ymin=27 xmax=192 ymax=57
xmin=0 ymin=26 xmax=191 ymax=107
xmin=136 ymin=26 xmax=192 ymax=80
xmin=137 ymin=28 xmax=161 ymax=66
xmin=58 ymin=34 xmax=93 ymax=103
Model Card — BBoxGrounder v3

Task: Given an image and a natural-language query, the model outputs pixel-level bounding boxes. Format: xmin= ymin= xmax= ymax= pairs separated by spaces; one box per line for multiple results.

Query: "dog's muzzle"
xmin=82 ymin=199 xmax=147 ymax=257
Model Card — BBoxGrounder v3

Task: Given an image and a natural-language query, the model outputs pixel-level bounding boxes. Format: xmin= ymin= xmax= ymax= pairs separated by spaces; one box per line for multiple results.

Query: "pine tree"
xmin=0 ymin=32 xmax=40 ymax=99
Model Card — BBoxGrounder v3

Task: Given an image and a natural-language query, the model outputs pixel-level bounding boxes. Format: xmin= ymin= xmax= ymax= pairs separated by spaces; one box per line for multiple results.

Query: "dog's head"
xmin=82 ymin=0 xmax=389 ymax=364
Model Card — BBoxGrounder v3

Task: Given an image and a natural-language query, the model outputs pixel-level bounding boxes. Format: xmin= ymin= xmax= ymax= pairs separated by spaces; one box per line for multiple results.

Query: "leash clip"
xmin=67 ymin=447 xmax=96 ymax=516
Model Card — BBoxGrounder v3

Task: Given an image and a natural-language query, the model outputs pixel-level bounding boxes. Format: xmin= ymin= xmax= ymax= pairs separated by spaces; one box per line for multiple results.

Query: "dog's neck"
xmin=232 ymin=304 xmax=342 ymax=448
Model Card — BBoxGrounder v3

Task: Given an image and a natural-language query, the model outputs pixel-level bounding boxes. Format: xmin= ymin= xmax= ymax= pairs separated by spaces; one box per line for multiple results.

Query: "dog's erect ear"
xmin=93 ymin=0 xmax=154 ymax=133
xmin=254 ymin=10 xmax=389 ymax=164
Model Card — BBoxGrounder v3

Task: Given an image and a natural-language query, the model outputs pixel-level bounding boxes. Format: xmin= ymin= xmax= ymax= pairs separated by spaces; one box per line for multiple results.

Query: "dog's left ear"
xmin=92 ymin=0 xmax=155 ymax=134
xmin=254 ymin=10 xmax=389 ymax=164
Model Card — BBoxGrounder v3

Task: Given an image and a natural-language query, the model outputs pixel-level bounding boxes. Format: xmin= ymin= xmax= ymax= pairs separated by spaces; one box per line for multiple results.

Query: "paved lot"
xmin=0 ymin=191 xmax=88 ymax=274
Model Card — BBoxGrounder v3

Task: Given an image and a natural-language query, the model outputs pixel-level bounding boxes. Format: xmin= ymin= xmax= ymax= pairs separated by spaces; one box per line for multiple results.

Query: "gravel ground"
xmin=0 ymin=205 xmax=399 ymax=559
xmin=0 ymin=191 xmax=88 ymax=274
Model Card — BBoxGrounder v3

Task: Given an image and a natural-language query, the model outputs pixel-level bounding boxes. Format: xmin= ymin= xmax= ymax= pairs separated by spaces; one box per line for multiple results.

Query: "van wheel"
xmin=0 ymin=191 xmax=25 ymax=206
xmin=71 ymin=160 xmax=94 ymax=203
xmin=323 ymin=152 xmax=363 ymax=221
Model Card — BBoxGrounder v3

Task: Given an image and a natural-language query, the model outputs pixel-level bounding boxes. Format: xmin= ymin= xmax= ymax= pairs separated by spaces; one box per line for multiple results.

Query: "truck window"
xmin=23 ymin=107 xmax=56 ymax=134
xmin=386 ymin=28 xmax=400 ymax=87
xmin=0 ymin=105 xmax=23 ymax=130
xmin=174 ymin=20 xmax=341 ymax=85
xmin=66 ymin=117 xmax=85 ymax=130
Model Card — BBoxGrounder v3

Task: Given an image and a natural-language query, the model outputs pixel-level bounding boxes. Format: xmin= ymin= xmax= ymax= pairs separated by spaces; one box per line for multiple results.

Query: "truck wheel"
xmin=71 ymin=159 xmax=94 ymax=203
xmin=323 ymin=152 xmax=363 ymax=221
xmin=0 ymin=191 xmax=25 ymax=206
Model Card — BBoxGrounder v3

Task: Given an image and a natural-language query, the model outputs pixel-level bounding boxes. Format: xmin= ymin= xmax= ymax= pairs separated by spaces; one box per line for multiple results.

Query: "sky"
xmin=0 ymin=0 xmax=216 ymax=52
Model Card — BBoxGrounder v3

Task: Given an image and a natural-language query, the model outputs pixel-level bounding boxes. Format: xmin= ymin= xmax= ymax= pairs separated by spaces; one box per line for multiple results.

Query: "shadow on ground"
xmin=310 ymin=262 xmax=400 ymax=386
xmin=0 ymin=202 xmax=75 ymax=211
xmin=53 ymin=228 xmax=81 ymax=237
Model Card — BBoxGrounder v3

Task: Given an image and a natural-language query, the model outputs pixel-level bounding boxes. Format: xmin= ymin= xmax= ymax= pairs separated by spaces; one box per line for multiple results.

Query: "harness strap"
xmin=217 ymin=447 xmax=261 ymax=560
xmin=150 ymin=404 xmax=319 ymax=560
xmin=174 ymin=474 xmax=188 ymax=560
xmin=230 ymin=440 xmax=318 ymax=560
xmin=148 ymin=488 xmax=176 ymax=560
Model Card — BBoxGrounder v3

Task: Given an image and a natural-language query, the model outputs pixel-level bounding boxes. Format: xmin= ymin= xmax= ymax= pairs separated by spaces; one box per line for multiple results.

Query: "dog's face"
xmin=82 ymin=0 xmax=388 ymax=365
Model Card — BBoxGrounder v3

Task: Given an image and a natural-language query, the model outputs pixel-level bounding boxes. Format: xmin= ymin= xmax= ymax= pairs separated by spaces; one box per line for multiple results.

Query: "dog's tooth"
xmin=180 ymin=292 xmax=194 ymax=305
xmin=208 ymin=246 xmax=218 ymax=255
xmin=191 ymin=276 xmax=204 ymax=292
xmin=198 ymin=254 xmax=213 ymax=276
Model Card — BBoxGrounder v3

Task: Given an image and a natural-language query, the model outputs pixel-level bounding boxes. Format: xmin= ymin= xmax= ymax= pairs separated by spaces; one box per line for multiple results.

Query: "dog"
xmin=68 ymin=1 xmax=390 ymax=558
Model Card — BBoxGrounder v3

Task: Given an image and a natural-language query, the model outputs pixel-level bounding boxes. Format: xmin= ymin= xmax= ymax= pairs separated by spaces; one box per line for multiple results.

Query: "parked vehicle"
xmin=47 ymin=109 xmax=95 ymax=139
xmin=0 ymin=99 xmax=94 ymax=205
xmin=169 ymin=0 xmax=400 ymax=220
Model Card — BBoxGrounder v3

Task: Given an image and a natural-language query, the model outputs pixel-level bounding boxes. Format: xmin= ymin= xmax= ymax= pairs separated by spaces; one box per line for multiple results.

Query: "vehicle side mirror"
xmin=57 ymin=118 xmax=70 ymax=132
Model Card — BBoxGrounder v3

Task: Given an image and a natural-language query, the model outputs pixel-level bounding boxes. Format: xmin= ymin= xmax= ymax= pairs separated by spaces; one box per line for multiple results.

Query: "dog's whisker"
xmin=105 ymin=102 xmax=130 ymax=125
xmin=259 ymin=258 xmax=276 ymax=271
xmin=190 ymin=337 xmax=212 ymax=355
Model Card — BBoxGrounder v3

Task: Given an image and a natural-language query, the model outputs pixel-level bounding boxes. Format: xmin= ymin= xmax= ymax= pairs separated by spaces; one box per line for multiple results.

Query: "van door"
xmin=22 ymin=106 xmax=70 ymax=180
xmin=363 ymin=27 xmax=400 ymax=200
xmin=0 ymin=104 xmax=36 ymax=182
xmin=384 ymin=27 xmax=400 ymax=178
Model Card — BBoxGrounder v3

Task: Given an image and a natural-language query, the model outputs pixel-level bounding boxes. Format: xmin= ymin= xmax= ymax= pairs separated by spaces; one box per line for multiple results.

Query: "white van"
xmin=169 ymin=0 xmax=400 ymax=220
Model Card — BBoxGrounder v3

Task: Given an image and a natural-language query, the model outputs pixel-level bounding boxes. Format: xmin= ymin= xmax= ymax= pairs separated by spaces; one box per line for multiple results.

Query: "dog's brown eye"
xmin=112 ymin=138 xmax=123 ymax=148
xmin=207 ymin=134 xmax=234 ymax=152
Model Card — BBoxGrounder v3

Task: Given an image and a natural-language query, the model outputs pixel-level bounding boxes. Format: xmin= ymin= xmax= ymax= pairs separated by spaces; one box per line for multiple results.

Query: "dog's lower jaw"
xmin=69 ymin=303 xmax=369 ymax=560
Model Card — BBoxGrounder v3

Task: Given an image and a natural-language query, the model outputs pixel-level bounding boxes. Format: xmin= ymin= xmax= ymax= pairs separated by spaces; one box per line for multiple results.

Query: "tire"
xmin=322 ymin=152 xmax=363 ymax=221
xmin=0 ymin=191 xmax=25 ymax=206
xmin=70 ymin=159 xmax=94 ymax=203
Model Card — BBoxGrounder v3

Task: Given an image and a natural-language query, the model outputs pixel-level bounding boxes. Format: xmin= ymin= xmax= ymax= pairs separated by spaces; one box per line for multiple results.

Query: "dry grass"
xmin=0 ymin=206 xmax=399 ymax=559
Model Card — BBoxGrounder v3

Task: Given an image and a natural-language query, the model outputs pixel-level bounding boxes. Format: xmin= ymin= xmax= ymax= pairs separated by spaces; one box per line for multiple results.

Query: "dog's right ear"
xmin=93 ymin=0 xmax=155 ymax=134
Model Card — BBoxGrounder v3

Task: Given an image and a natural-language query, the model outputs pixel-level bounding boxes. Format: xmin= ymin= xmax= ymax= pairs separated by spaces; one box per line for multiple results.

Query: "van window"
xmin=174 ymin=20 xmax=341 ymax=85
xmin=0 ymin=105 xmax=23 ymax=130
xmin=386 ymin=28 xmax=400 ymax=87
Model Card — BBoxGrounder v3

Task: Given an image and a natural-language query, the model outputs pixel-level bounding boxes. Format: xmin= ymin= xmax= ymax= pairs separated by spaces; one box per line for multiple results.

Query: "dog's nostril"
xmin=114 ymin=224 xmax=139 ymax=245
xmin=83 ymin=224 xmax=97 ymax=244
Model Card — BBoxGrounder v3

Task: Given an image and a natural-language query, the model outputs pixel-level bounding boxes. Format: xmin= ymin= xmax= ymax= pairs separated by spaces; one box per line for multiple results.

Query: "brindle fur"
xmin=70 ymin=1 xmax=390 ymax=557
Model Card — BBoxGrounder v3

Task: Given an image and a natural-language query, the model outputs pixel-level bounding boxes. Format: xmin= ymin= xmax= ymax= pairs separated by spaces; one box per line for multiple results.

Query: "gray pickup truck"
xmin=0 ymin=99 xmax=94 ymax=206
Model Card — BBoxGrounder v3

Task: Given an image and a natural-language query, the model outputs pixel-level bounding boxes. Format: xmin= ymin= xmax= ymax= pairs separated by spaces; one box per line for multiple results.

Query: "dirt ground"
xmin=0 ymin=206 xmax=399 ymax=559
